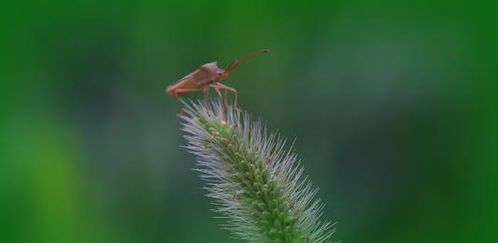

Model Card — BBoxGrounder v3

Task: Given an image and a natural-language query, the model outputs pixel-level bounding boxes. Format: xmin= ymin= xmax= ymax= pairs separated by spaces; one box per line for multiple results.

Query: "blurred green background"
xmin=1 ymin=0 xmax=497 ymax=242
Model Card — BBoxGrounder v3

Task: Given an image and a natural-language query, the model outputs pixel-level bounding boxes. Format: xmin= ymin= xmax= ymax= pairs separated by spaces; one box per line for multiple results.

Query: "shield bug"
xmin=166 ymin=49 xmax=270 ymax=108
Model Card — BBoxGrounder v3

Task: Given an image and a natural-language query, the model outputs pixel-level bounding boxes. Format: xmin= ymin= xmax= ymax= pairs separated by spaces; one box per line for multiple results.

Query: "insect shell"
xmin=165 ymin=62 xmax=228 ymax=97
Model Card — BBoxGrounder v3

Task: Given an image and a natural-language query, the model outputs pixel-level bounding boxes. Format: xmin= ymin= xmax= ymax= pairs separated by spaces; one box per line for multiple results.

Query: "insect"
xmin=166 ymin=49 xmax=270 ymax=109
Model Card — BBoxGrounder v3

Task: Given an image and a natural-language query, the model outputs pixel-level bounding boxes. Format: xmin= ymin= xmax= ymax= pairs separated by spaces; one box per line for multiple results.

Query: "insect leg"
xmin=223 ymin=89 xmax=228 ymax=108
xmin=170 ymin=88 xmax=203 ymax=116
xmin=203 ymin=85 xmax=210 ymax=108
xmin=213 ymin=82 xmax=238 ymax=108
xmin=209 ymin=84 xmax=225 ymax=120
xmin=174 ymin=94 xmax=184 ymax=117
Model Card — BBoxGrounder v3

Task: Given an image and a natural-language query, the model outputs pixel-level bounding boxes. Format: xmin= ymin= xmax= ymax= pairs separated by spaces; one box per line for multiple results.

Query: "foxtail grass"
xmin=179 ymin=99 xmax=335 ymax=243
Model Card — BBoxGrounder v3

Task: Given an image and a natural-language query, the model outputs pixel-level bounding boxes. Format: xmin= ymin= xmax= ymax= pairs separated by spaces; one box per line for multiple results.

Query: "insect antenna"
xmin=238 ymin=49 xmax=270 ymax=64
xmin=224 ymin=49 xmax=270 ymax=74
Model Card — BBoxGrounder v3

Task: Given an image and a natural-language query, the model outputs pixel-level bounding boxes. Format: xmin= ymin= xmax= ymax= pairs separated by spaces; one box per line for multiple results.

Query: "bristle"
xmin=180 ymin=98 xmax=335 ymax=242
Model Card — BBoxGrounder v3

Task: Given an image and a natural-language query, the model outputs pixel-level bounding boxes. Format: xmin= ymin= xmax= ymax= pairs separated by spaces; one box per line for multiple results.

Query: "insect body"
xmin=166 ymin=49 xmax=269 ymax=108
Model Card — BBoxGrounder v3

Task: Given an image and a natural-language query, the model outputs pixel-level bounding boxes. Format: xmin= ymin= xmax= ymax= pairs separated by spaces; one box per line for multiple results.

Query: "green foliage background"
xmin=1 ymin=1 xmax=496 ymax=242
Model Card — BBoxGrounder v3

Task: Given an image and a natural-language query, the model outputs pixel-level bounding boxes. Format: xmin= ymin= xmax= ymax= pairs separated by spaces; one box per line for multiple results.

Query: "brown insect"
xmin=166 ymin=49 xmax=270 ymax=108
